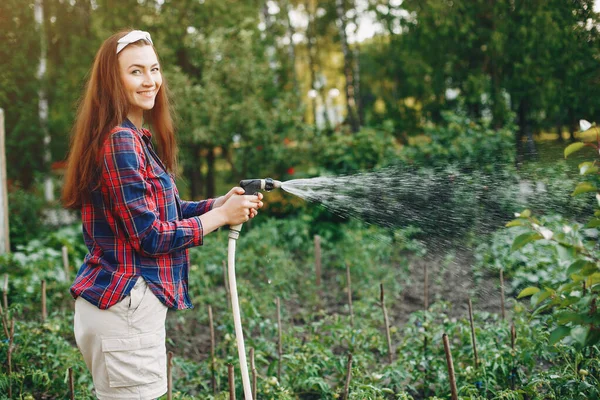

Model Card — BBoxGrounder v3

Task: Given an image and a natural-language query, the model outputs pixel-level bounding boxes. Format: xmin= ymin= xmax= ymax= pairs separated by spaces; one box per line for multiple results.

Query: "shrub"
xmin=312 ymin=126 xmax=398 ymax=175
xmin=400 ymin=111 xmax=515 ymax=173
xmin=8 ymin=187 xmax=49 ymax=250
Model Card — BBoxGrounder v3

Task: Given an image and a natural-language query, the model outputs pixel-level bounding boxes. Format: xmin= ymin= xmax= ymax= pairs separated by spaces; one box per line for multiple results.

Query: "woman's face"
xmin=118 ymin=44 xmax=162 ymax=115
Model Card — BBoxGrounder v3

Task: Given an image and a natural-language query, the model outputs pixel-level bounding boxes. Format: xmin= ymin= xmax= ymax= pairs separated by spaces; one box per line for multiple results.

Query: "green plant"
xmin=8 ymin=186 xmax=50 ymax=250
xmin=507 ymin=120 xmax=600 ymax=349
xmin=400 ymin=111 xmax=515 ymax=173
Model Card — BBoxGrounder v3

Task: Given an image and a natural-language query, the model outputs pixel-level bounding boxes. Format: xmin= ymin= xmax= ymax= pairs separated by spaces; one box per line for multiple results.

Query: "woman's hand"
xmin=213 ymin=187 xmax=244 ymax=208
xmin=217 ymin=190 xmax=264 ymax=225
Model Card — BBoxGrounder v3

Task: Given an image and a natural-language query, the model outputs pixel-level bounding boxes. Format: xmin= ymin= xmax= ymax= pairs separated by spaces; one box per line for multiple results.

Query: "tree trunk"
xmin=335 ymin=0 xmax=360 ymax=133
xmin=305 ymin=0 xmax=318 ymax=126
xmin=281 ymin=0 xmax=298 ymax=95
xmin=206 ymin=147 xmax=216 ymax=199
xmin=35 ymin=0 xmax=53 ymax=201
xmin=348 ymin=0 xmax=363 ymax=126
xmin=517 ymin=99 xmax=536 ymax=163
xmin=568 ymin=107 xmax=577 ymax=142
xmin=556 ymin=121 xmax=564 ymax=143
xmin=187 ymin=144 xmax=203 ymax=199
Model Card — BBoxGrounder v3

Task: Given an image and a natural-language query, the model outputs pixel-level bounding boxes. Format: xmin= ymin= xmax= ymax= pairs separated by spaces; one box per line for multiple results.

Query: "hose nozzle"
xmin=239 ymin=178 xmax=282 ymax=194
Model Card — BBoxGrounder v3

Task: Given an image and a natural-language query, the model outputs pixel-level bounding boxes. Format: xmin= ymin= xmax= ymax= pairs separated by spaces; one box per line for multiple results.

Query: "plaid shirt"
xmin=70 ymin=118 xmax=214 ymax=310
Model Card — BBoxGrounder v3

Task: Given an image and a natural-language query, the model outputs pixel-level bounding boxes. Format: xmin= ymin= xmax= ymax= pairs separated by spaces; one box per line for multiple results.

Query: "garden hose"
xmin=227 ymin=178 xmax=281 ymax=400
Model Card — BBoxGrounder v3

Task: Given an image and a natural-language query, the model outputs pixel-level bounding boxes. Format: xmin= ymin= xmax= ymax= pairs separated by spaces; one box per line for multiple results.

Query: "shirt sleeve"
xmin=101 ymin=130 xmax=204 ymax=257
xmin=179 ymin=198 xmax=215 ymax=219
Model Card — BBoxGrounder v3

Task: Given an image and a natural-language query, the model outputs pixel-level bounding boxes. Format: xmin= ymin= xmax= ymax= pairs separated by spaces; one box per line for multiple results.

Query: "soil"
xmin=167 ymin=245 xmax=506 ymax=364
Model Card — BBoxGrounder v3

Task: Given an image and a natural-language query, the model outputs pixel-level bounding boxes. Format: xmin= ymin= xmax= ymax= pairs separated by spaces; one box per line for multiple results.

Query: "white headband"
xmin=116 ymin=30 xmax=153 ymax=54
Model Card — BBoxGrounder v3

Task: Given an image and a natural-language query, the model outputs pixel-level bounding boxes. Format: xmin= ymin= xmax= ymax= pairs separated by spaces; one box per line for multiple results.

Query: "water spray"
xmin=228 ymin=178 xmax=281 ymax=400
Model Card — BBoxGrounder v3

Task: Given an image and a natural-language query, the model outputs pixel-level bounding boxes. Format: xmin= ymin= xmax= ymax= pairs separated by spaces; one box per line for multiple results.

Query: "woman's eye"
xmin=152 ymin=67 xmax=160 ymax=72
xmin=131 ymin=70 xmax=141 ymax=75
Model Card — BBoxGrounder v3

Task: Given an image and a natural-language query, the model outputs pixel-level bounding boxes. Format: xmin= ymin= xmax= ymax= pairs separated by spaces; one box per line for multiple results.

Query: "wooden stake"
xmin=3 ymin=273 xmax=8 ymax=310
xmin=424 ymin=264 xmax=429 ymax=310
xmin=0 ymin=301 xmax=8 ymax=339
xmin=500 ymin=269 xmax=506 ymax=320
xmin=8 ymin=318 xmax=14 ymax=399
xmin=223 ymin=260 xmax=231 ymax=309
xmin=380 ymin=284 xmax=393 ymax=364
xmin=0 ymin=108 xmax=9 ymax=254
xmin=276 ymin=297 xmax=283 ymax=382
xmin=250 ymin=348 xmax=257 ymax=400
xmin=346 ymin=264 xmax=354 ymax=326
xmin=167 ymin=351 xmax=173 ymax=400
xmin=467 ymin=299 xmax=479 ymax=367
xmin=510 ymin=321 xmax=517 ymax=390
xmin=314 ymin=235 xmax=322 ymax=287
xmin=442 ymin=333 xmax=458 ymax=400
xmin=342 ymin=353 xmax=352 ymax=400
xmin=208 ymin=305 xmax=216 ymax=395
xmin=62 ymin=246 xmax=70 ymax=281
xmin=68 ymin=367 xmax=75 ymax=400
xmin=41 ymin=280 xmax=47 ymax=322
xmin=228 ymin=364 xmax=236 ymax=400
xmin=511 ymin=322 xmax=516 ymax=351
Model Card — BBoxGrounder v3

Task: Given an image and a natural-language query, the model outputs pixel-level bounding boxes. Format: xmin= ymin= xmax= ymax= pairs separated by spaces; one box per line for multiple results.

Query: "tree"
xmin=0 ymin=0 xmax=43 ymax=188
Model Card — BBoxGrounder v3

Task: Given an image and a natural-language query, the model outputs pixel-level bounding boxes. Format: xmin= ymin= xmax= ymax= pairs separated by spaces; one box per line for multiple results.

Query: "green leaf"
xmin=531 ymin=288 xmax=553 ymax=306
xmin=555 ymin=311 xmax=585 ymax=324
xmin=549 ymin=326 xmax=571 ymax=345
xmin=518 ymin=286 xmax=540 ymax=299
xmin=570 ymin=326 xmax=590 ymax=347
xmin=585 ymin=218 xmax=600 ymax=228
xmin=579 ymin=162 xmax=599 ymax=175
xmin=567 ymin=260 xmax=590 ymax=276
xmin=564 ymin=142 xmax=586 ymax=158
xmin=581 ymin=262 xmax=600 ymax=276
xmin=520 ymin=209 xmax=531 ymax=218
xmin=587 ymin=273 xmax=600 ymax=287
xmin=506 ymin=219 xmax=525 ymax=227
xmin=571 ymin=182 xmax=598 ymax=197
xmin=511 ymin=232 xmax=543 ymax=252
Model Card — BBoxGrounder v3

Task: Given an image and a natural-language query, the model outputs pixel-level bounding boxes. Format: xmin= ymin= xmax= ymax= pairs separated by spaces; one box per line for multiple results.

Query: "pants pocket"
xmin=101 ymin=332 xmax=165 ymax=388
xmin=128 ymin=277 xmax=147 ymax=314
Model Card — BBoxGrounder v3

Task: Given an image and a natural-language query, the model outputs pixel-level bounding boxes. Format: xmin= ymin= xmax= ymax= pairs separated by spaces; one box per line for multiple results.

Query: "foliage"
xmin=400 ymin=112 xmax=515 ymax=173
xmin=2 ymin=214 xmax=600 ymax=398
xmin=167 ymin=23 xmax=307 ymax=195
xmin=0 ymin=0 xmax=44 ymax=188
xmin=0 ymin=317 xmax=95 ymax=399
xmin=506 ymin=123 xmax=600 ymax=348
xmin=475 ymin=214 xmax=592 ymax=294
xmin=311 ymin=126 xmax=398 ymax=175
xmin=7 ymin=186 xmax=50 ymax=250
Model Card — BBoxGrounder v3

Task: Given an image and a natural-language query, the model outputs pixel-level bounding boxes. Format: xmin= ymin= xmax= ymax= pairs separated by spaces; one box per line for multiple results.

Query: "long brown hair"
xmin=62 ymin=30 xmax=177 ymax=209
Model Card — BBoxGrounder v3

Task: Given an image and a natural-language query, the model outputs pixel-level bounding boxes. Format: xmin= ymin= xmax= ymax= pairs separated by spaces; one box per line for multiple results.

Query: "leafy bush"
xmin=506 ymin=121 xmax=600 ymax=348
xmin=519 ymin=160 xmax=594 ymax=218
xmin=8 ymin=187 xmax=50 ymax=250
xmin=400 ymin=111 xmax=515 ymax=173
xmin=312 ymin=126 xmax=398 ymax=175
xmin=475 ymin=214 xmax=590 ymax=293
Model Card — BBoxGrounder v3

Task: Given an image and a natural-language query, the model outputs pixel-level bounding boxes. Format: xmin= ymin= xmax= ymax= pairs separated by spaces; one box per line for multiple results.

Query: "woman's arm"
xmin=101 ymin=131 xmax=261 ymax=257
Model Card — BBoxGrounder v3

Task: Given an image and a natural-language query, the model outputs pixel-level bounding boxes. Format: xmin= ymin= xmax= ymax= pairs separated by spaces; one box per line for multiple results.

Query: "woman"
xmin=62 ymin=30 xmax=262 ymax=399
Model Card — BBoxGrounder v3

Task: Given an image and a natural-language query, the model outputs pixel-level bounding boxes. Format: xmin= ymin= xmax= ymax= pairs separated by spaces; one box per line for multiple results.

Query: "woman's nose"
xmin=142 ymin=72 xmax=155 ymax=86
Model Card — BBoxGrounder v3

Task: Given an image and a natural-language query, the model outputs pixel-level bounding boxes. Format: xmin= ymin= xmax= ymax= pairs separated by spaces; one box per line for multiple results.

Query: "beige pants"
xmin=74 ymin=278 xmax=168 ymax=400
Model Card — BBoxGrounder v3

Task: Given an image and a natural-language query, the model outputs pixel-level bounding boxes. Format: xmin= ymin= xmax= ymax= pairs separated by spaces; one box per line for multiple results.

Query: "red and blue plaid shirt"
xmin=70 ymin=118 xmax=214 ymax=310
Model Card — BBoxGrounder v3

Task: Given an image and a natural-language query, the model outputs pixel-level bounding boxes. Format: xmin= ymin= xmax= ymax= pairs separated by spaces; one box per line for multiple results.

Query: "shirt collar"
xmin=121 ymin=118 xmax=153 ymax=142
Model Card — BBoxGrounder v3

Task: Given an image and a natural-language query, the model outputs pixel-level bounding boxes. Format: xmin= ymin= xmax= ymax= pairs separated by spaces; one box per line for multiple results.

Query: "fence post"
xmin=0 ymin=109 xmax=9 ymax=254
